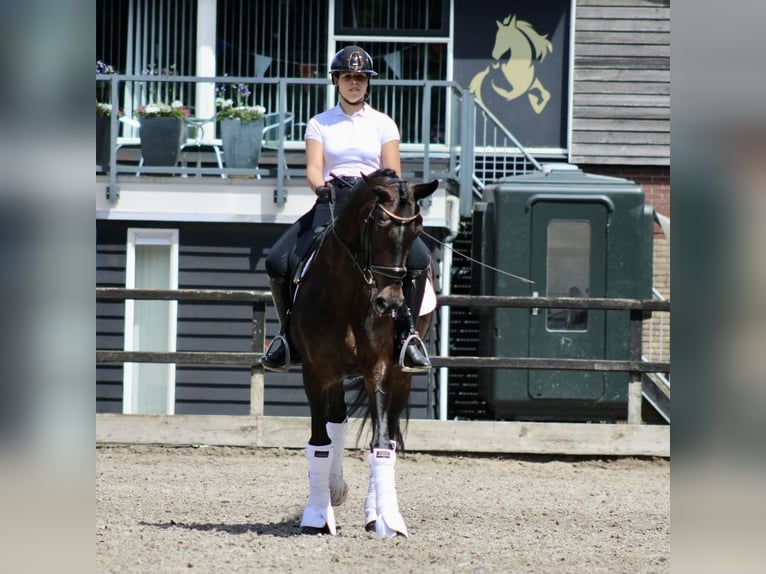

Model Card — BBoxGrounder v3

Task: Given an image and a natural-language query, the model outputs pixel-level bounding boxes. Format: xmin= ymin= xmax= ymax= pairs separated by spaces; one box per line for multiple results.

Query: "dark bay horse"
xmin=290 ymin=168 xmax=438 ymax=538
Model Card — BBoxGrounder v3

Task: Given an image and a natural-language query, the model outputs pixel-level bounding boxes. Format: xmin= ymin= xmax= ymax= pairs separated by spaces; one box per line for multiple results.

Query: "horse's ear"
xmin=413 ymin=179 xmax=438 ymax=202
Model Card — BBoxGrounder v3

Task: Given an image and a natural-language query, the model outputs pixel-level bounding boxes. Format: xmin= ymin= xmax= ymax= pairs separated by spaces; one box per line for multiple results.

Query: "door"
xmin=123 ymin=229 xmax=179 ymax=414
xmin=528 ymin=201 xmax=608 ymax=400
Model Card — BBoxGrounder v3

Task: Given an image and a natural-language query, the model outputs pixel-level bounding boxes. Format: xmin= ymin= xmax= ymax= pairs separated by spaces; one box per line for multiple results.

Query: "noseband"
xmin=332 ymin=179 xmax=421 ymax=286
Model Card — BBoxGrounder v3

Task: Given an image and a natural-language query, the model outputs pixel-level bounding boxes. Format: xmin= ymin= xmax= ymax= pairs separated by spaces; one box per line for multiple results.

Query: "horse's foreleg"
xmin=364 ymin=452 xmax=378 ymax=531
xmin=299 ymin=443 xmax=337 ymax=535
xmin=300 ymin=371 xmax=336 ymax=534
xmin=326 ymin=420 xmax=349 ymax=506
xmin=366 ymin=376 xmax=408 ymax=538
xmin=324 ymin=381 xmax=348 ymax=506
xmin=371 ymin=446 xmax=408 ymax=538
xmin=528 ymin=77 xmax=550 ymax=114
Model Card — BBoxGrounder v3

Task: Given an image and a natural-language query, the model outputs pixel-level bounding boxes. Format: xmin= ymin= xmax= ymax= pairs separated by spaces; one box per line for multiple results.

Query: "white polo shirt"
xmin=304 ymin=103 xmax=400 ymax=182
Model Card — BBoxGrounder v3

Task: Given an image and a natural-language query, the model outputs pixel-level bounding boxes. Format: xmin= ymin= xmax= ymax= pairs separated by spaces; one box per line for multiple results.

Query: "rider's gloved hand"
xmin=315 ymin=184 xmax=333 ymax=204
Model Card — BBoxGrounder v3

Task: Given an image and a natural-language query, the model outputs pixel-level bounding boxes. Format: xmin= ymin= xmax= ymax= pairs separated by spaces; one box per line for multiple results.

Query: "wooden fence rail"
xmin=97 ymin=287 xmax=671 ymax=311
xmin=96 ymin=288 xmax=669 ymax=367
xmin=96 ymin=287 xmax=670 ymax=423
xmin=96 ymin=287 xmax=670 ymax=455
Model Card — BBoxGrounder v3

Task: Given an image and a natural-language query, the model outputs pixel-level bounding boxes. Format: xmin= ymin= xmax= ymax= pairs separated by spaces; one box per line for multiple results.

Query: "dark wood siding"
xmin=96 ymin=221 xmax=439 ymax=418
xmin=571 ymin=0 xmax=670 ymax=165
xmin=96 ymin=225 xmax=127 ymax=413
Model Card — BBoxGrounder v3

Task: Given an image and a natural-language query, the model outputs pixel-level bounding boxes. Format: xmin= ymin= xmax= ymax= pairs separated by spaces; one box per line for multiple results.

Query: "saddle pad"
xmin=420 ymin=277 xmax=437 ymax=316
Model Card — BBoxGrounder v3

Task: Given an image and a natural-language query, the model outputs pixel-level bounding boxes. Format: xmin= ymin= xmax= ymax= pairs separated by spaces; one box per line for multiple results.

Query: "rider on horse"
xmin=260 ymin=45 xmax=432 ymax=374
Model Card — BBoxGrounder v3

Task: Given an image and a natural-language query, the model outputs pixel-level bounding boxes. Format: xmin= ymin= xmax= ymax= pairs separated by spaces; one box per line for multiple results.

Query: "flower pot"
xmin=96 ymin=114 xmax=112 ymax=171
xmin=139 ymin=117 xmax=185 ymax=167
xmin=220 ymin=118 xmax=264 ymax=170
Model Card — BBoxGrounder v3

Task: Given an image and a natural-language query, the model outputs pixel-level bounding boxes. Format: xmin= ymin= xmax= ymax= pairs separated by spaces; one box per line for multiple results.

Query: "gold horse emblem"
xmin=469 ymin=15 xmax=553 ymax=114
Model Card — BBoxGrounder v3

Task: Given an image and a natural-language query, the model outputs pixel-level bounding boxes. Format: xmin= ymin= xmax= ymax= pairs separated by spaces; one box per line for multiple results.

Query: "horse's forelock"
xmin=357 ymin=171 xmax=419 ymax=218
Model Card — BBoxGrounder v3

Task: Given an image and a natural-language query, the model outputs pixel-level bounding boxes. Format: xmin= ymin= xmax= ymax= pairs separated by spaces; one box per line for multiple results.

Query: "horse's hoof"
xmin=300 ymin=524 xmax=333 ymax=536
xmin=364 ymin=521 xmax=376 ymax=533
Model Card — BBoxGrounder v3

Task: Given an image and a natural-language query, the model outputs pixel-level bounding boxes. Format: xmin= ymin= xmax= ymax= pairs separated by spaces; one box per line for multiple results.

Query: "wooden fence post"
xmin=627 ymin=310 xmax=644 ymax=424
xmin=250 ymin=301 xmax=266 ymax=416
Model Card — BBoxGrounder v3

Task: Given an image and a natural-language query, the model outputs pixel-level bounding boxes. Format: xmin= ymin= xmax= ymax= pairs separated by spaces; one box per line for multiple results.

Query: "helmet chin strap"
xmin=340 ymin=93 xmax=366 ymax=106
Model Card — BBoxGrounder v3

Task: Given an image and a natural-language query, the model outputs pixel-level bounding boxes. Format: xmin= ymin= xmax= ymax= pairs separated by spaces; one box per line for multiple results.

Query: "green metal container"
xmin=473 ymin=165 xmax=654 ymax=421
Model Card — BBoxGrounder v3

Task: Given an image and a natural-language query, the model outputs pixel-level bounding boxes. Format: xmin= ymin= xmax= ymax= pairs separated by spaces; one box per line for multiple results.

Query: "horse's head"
xmin=492 ymin=15 xmax=518 ymax=60
xmin=492 ymin=14 xmax=552 ymax=62
xmin=337 ymin=169 xmax=437 ymax=316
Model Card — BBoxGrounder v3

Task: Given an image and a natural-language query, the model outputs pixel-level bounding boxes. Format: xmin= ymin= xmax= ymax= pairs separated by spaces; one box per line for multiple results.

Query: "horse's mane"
xmin=348 ymin=168 xmax=398 ymax=206
xmin=501 ymin=14 xmax=553 ymax=61
xmin=335 ymin=168 xmax=399 ymax=228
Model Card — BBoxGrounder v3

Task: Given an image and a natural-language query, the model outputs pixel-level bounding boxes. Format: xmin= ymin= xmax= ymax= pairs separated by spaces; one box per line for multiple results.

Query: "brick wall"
xmin=581 ymin=165 xmax=670 ymax=362
xmin=581 ymin=165 xmax=670 ymax=234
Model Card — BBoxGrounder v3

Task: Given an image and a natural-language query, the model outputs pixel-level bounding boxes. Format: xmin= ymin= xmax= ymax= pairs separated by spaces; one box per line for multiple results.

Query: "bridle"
xmin=331 ymin=179 xmax=421 ymax=286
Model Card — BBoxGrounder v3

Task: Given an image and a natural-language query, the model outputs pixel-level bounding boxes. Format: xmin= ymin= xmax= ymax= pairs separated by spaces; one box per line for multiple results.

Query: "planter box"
xmin=140 ymin=117 xmax=185 ymax=167
xmin=220 ymin=118 xmax=264 ymax=170
xmin=96 ymin=114 xmax=112 ymax=170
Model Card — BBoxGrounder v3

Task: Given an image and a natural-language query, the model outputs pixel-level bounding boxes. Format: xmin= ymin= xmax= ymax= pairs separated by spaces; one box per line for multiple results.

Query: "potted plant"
xmin=135 ymin=100 xmax=191 ymax=167
xmin=215 ymin=82 xmax=267 ymax=171
xmin=96 ymin=61 xmax=123 ymax=170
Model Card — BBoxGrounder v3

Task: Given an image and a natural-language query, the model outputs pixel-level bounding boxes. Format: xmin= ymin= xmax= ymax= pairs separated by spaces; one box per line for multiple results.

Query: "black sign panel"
xmin=454 ymin=0 xmax=571 ymax=148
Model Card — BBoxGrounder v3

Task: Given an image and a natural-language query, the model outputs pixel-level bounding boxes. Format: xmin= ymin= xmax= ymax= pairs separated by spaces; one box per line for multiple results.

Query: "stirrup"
xmin=397 ymin=333 xmax=431 ymax=373
xmin=260 ymin=334 xmax=291 ymax=372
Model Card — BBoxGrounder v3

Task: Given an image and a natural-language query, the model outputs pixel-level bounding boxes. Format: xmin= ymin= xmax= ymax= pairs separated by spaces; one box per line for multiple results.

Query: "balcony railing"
xmin=97 ymin=73 xmax=545 ymax=212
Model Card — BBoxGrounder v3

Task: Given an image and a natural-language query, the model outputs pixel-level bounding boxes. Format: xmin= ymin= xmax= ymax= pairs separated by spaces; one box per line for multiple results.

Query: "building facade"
xmin=96 ymin=0 xmax=669 ymax=419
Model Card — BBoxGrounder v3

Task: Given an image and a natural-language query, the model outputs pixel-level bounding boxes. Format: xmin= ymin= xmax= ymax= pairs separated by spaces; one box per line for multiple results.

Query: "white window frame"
xmin=123 ymin=228 xmax=179 ymax=415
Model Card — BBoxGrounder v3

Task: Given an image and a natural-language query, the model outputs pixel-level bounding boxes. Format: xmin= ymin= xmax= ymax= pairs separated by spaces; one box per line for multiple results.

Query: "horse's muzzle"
xmin=373 ymin=286 xmax=404 ymax=316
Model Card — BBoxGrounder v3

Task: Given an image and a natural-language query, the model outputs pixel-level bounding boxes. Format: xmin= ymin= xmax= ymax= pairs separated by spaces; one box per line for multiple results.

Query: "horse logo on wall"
xmin=469 ymin=14 xmax=554 ymax=114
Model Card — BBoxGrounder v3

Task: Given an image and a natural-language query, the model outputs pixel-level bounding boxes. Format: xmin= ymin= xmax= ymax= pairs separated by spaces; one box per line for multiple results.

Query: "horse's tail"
xmin=346 ymin=376 xmax=409 ymax=454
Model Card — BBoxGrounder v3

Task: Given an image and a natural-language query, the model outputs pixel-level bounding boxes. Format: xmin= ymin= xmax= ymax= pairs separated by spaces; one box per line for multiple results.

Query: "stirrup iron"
xmin=261 ymin=334 xmax=291 ymax=373
xmin=398 ymin=332 xmax=431 ymax=373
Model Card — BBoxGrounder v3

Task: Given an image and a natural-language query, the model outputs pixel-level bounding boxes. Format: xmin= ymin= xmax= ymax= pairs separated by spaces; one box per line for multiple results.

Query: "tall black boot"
xmin=395 ymin=271 xmax=431 ymax=373
xmin=260 ymin=276 xmax=294 ymax=372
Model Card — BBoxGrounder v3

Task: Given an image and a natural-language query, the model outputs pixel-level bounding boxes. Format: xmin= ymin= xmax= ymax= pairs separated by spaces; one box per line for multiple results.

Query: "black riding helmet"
xmin=330 ymin=46 xmax=377 ymax=76
xmin=330 ymin=46 xmax=376 ymax=103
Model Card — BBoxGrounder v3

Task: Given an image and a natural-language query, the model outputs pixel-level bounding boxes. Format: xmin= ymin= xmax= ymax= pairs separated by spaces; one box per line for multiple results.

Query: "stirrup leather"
xmin=397 ymin=332 xmax=431 ymax=373
xmin=262 ymin=334 xmax=291 ymax=372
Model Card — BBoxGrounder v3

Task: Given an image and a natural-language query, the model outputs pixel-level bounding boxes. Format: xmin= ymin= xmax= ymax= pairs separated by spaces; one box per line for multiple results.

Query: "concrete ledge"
xmin=96 ymin=414 xmax=669 ymax=457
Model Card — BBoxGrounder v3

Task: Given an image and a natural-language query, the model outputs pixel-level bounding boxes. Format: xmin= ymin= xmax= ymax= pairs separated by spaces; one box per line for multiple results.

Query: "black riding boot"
xmin=260 ymin=276 xmax=294 ymax=372
xmin=395 ymin=271 xmax=432 ymax=373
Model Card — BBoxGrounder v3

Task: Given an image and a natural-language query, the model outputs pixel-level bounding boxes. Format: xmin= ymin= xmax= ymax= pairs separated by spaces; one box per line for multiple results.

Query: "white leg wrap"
xmin=372 ymin=448 xmax=408 ymax=538
xmin=364 ymin=452 xmax=377 ymax=528
xmin=299 ymin=444 xmax=336 ymax=535
xmin=326 ymin=421 xmax=349 ymax=506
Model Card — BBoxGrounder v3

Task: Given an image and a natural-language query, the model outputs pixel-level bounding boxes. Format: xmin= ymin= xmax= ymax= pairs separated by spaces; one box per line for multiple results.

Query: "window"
xmin=546 ymin=220 xmax=589 ymax=331
xmin=123 ymin=229 xmax=179 ymax=414
xmin=334 ymin=41 xmax=449 ymax=144
xmin=335 ymin=0 xmax=449 ymax=36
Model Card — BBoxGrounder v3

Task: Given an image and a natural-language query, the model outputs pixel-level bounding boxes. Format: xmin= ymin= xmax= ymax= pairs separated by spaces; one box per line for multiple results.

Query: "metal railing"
xmin=97 ymin=73 xmax=545 ymax=208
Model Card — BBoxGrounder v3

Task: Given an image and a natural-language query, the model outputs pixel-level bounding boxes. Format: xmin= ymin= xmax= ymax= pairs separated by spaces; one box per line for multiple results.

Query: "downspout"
xmin=438 ymin=195 xmax=461 ymax=420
